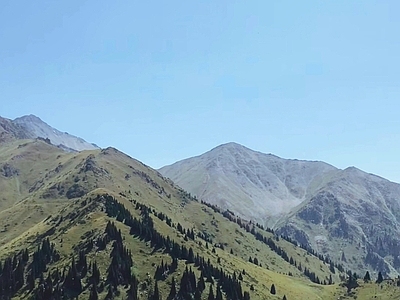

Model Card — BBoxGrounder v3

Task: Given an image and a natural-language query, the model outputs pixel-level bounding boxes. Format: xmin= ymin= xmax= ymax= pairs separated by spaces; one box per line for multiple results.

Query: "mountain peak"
xmin=210 ymin=142 xmax=249 ymax=152
xmin=15 ymin=114 xmax=42 ymax=122
xmin=160 ymin=143 xmax=336 ymax=220
xmin=7 ymin=114 xmax=99 ymax=152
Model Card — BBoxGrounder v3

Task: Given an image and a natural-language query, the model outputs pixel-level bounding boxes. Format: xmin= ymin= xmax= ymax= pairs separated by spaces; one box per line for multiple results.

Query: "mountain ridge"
xmin=1 ymin=114 xmax=99 ymax=152
xmin=159 ymin=142 xmax=400 ymax=276
xmin=0 ymin=124 xmax=354 ymax=300
xmin=160 ymin=142 xmax=337 ymax=221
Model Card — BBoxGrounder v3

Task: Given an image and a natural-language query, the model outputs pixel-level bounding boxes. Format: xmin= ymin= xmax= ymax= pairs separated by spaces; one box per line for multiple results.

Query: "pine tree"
xmin=89 ymin=283 xmax=98 ymax=300
xmin=244 ymin=291 xmax=251 ymax=300
xmin=376 ymin=271 xmax=383 ymax=284
xmin=208 ymin=284 xmax=215 ymax=300
xmin=345 ymin=272 xmax=359 ymax=292
xmin=341 ymin=252 xmax=347 ymax=262
xmin=197 ymin=274 xmax=205 ymax=292
xmin=329 ymin=261 xmax=335 ymax=273
xmin=270 ymin=283 xmax=276 ymax=295
xmin=216 ymin=285 xmax=223 ymax=300
xmin=152 ymin=281 xmax=161 ymax=300
xmin=105 ymin=285 xmax=114 ymax=300
xmin=253 ymin=257 xmax=258 ymax=266
xmin=167 ymin=277 xmax=177 ymax=300
xmin=283 ymin=295 xmax=287 ymax=300
xmin=364 ymin=271 xmax=371 ymax=282
xmin=91 ymin=261 xmax=100 ymax=285
xmin=64 ymin=257 xmax=82 ymax=294
xmin=194 ymin=289 xmax=202 ymax=300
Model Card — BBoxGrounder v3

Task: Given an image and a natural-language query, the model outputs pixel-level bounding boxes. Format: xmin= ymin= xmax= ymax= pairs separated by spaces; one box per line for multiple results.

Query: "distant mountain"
xmin=7 ymin=114 xmax=99 ymax=151
xmin=160 ymin=142 xmax=400 ymax=276
xmin=159 ymin=142 xmax=336 ymax=221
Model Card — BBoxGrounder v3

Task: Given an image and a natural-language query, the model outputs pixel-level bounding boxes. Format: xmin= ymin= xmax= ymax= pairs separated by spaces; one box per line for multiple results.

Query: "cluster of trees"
xmin=0 ymin=238 xmax=62 ymax=298
xmin=103 ymin=194 xmax=251 ymax=300
xmin=0 ymin=191 xmax=394 ymax=300
xmin=0 ymin=248 xmax=29 ymax=297
xmin=30 ymin=221 xmax=138 ymax=299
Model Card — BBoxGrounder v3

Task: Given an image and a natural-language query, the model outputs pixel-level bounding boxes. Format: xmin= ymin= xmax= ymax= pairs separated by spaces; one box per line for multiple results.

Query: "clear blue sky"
xmin=1 ymin=1 xmax=400 ymax=182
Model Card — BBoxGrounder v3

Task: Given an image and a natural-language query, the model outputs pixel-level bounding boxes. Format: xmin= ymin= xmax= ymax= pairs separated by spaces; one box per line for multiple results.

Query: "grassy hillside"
xmin=0 ymin=139 xmax=397 ymax=299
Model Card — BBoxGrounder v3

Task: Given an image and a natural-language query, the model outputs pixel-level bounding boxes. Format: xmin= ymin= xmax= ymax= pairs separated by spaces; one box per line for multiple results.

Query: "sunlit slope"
xmin=1 ymin=189 xmax=342 ymax=300
xmin=0 ymin=138 xmax=350 ymax=299
xmin=159 ymin=142 xmax=336 ymax=222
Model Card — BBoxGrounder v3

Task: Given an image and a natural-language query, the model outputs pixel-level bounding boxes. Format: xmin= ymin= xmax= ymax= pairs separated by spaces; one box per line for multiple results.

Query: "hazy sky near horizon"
xmin=1 ymin=1 xmax=400 ymax=182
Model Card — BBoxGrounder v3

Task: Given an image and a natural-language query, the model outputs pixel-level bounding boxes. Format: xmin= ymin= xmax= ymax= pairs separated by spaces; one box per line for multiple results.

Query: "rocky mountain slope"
xmin=278 ymin=166 xmax=400 ymax=277
xmin=0 ymin=116 xmax=35 ymax=143
xmin=159 ymin=142 xmax=336 ymax=222
xmin=160 ymin=143 xmax=400 ymax=276
xmin=8 ymin=114 xmax=99 ymax=151
xmin=0 ymin=122 xmax=357 ymax=300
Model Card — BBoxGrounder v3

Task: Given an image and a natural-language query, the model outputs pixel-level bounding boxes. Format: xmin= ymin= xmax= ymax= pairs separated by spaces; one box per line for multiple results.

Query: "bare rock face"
xmin=1 ymin=163 xmax=19 ymax=177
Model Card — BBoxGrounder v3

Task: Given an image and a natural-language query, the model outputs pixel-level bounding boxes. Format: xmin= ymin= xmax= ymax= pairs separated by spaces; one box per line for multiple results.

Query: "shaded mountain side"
xmin=276 ymin=167 xmax=400 ymax=277
xmin=0 ymin=116 xmax=35 ymax=143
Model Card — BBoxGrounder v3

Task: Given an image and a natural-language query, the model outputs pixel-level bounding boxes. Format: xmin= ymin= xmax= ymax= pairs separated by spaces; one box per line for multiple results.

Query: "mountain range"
xmin=160 ymin=142 xmax=400 ymax=277
xmin=1 ymin=114 xmax=399 ymax=299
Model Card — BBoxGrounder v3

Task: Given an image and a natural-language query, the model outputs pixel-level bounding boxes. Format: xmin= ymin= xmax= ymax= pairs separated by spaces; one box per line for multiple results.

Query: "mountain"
xmin=1 ymin=118 xmax=399 ymax=299
xmin=278 ymin=166 xmax=400 ymax=276
xmin=0 ymin=116 xmax=35 ymax=143
xmin=12 ymin=114 xmax=99 ymax=151
xmin=159 ymin=142 xmax=336 ymax=222
xmin=159 ymin=142 xmax=400 ymax=276
xmin=0 ymin=122 xmax=357 ymax=300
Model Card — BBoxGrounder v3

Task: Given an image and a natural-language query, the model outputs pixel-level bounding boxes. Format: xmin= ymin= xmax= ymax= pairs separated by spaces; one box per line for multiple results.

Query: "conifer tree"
xmin=197 ymin=274 xmax=205 ymax=292
xmin=127 ymin=275 xmax=139 ymax=300
xmin=167 ymin=277 xmax=177 ymax=300
xmin=270 ymin=283 xmax=276 ymax=295
xmin=364 ymin=271 xmax=371 ymax=282
xmin=243 ymin=291 xmax=251 ymax=300
xmin=376 ymin=271 xmax=383 ymax=284
xmin=194 ymin=289 xmax=202 ymax=300
xmin=152 ymin=281 xmax=161 ymax=300
xmin=208 ymin=284 xmax=215 ymax=300
xmin=105 ymin=285 xmax=114 ymax=300
xmin=216 ymin=285 xmax=223 ymax=300
xmin=345 ymin=272 xmax=359 ymax=292
xmin=89 ymin=283 xmax=98 ymax=300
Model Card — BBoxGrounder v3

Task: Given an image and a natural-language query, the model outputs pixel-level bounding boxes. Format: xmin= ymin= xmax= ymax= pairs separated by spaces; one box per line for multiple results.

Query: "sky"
xmin=1 ymin=1 xmax=400 ymax=182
